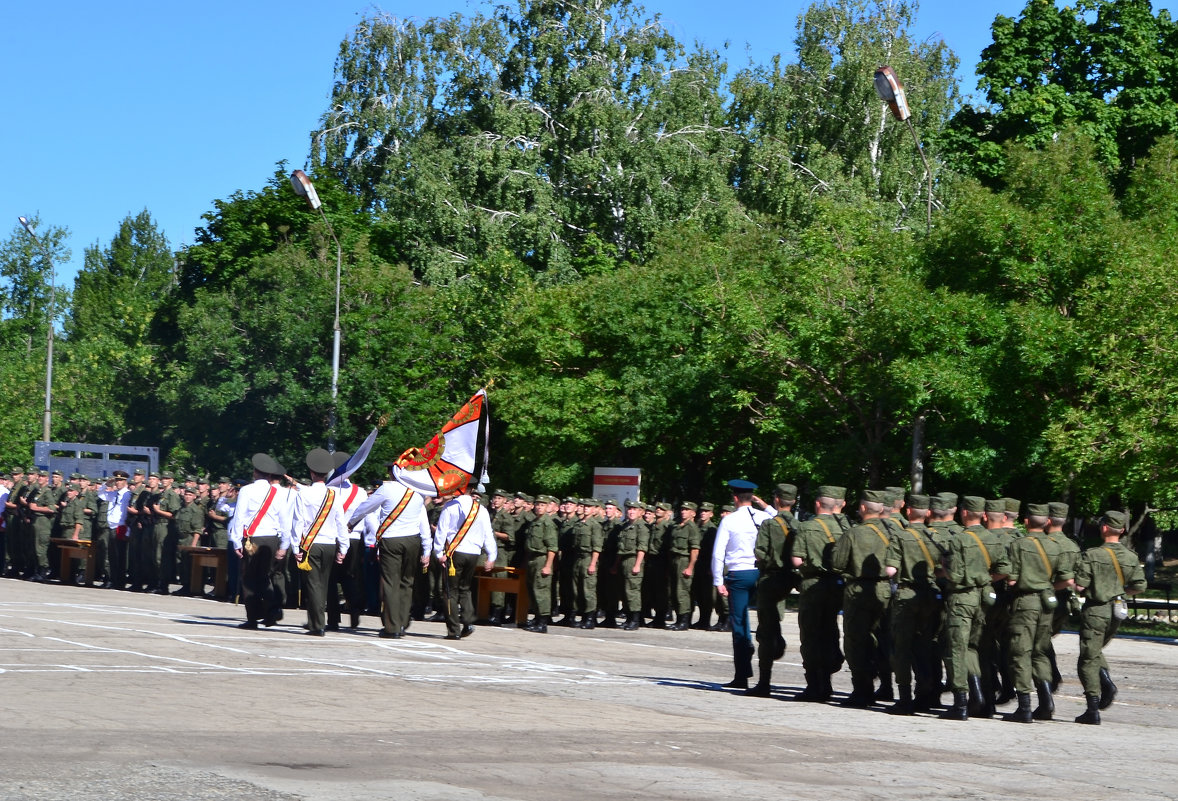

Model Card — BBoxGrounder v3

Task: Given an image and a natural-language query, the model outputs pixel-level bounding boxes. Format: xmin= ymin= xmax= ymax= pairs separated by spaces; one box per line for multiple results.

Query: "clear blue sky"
xmin=0 ymin=0 xmax=1095 ymax=283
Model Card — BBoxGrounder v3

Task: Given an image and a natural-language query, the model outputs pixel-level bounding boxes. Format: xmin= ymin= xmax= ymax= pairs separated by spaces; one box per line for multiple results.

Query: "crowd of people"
xmin=0 ymin=460 xmax=1148 ymax=725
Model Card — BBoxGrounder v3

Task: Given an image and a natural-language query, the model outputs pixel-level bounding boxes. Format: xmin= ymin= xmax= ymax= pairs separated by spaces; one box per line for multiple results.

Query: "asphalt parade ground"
xmin=1 ymin=580 xmax=1176 ymax=801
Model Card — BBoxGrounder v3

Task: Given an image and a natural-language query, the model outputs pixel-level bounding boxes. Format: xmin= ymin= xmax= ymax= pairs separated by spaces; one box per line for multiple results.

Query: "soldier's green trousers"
xmin=573 ymin=555 xmax=598 ymax=614
xmin=797 ymin=576 xmax=843 ymax=677
xmin=1008 ymin=592 xmax=1053 ymax=693
xmin=889 ymin=586 xmax=941 ymax=690
xmin=755 ymin=571 xmax=789 ymax=668
xmin=842 ymin=580 xmax=890 ymax=688
xmin=1077 ymin=601 xmax=1119 ymax=697
xmin=942 ymin=588 xmax=983 ymax=692
xmin=669 ymin=554 xmax=693 ymax=615
xmin=619 ymin=555 xmax=643 ymax=611
xmin=527 ymin=553 xmax=553 ymax=616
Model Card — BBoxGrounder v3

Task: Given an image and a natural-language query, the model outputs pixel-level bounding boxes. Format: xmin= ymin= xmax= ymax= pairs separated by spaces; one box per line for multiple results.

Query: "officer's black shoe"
xmin=1032 ymin=679 xmax=1055 ymax=721
xmin=460 ymin=624 xmax=475 ymax=638
xmin=888 ymin=685 xmax=915 ymax=715
xmin=940 ymin=691 xmax=969 ymax=720
xmin=1098 ymin=668 xmax=1118 ymax=709
xmin=1075 ymin=694 xmax=1101 ymax=725
xmin=1006 ymin=692 xmax=1034 ymax=723
xmin=621 ymin=612 xmax=640 ymax=631
xmin=325 ymin=623 xmax=340 ymax=632
xmin=722 ymin=676 xmax=749 ymax=690
xmin=238 ymin=620 xmax=259 ymax=630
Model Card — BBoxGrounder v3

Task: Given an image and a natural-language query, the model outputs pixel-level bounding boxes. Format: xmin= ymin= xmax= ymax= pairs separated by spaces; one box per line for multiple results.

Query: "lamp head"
xmin=290 ymin=170 xmax=322 ymax=211
xmin=873 ymin=66 xmax=911 ymax=121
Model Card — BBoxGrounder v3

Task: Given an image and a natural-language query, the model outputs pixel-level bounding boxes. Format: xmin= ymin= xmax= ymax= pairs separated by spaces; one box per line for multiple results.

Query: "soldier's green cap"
xmin=51 ymin=469 xmax=62 ymax=476
xmin=185 ymin=474 xmax=198 ymax=483
xmin=1026 ymin=503 xmax=1050 ymax=516
xmin=624 ymin=498 xmax=643 ymax=508
xmin=937 ymin=491 xmax=959 ymax=507
xmin=514 ymin=491 xmax=532 ymax=502
xmin=67 ymin=482 xmax=81 ymax=492
xmin=603 ymin=498 xmax=619 ymax=508
xmin=929 ymin=495 xmax=951 ymax=512
xmin=885 ymin=486 xmax=905 ymax=503
xmin=680 ymin=501 xmax=698 ymax=511
xmin=149 ymin=471 xmax=160 ymax=478
xmin=533 ymin=494 xmax=554 ymax=504
xmin=560 ymin=496 xmax=577 ymax=505
xmin=584 ymin=498 xmax=602 ymax=508
xmin=69 ymin=472 xmax=82 ymax=480
xmin=721 ymin=504 xmax=735 ymax=512
xmin=11 ymin=467 xmax=23 ymax=474
xmin=906 ymin=493 xmax=930 ymax=509
xmin=643 ymin=503 xmax=655 ymax=512
xmin=656 ymin=501 xmax=672 ymax=511
xmin=1100 ymin=510 xmax=1128 ymax=531
xmin=160 ymin=471 xmax=174 ymax=480
xmin=862 ymin=489 xmax=889 ymax=504
xmin=984 ymin=499 xmax=1006 ymax=514
xmin=492 ymin=489 xmax=509 ymax=498
xmin=699 ymin=501 xmax=714 ymax=511
xmin=817 ymin=485 xmax=846 ymax=501
xmin=198 ymin=476 xmax=210 ymax=484
xmin=183 ymin=486 xmax=198 ymax=495
xmin=133 ymin=468 xmax=145 ymax=476
xmin=1003 ymin=497 xmax=1021 ymax=515
xmin=217 ymin=476 xmax=231 ymax=484
xmin=961 ymin=495 xmax=986 ymax=513
xmin=1048 ymin=502 xmax=1069 ymax=519
xmin=773 ymin=483 xmax=798 ymax=501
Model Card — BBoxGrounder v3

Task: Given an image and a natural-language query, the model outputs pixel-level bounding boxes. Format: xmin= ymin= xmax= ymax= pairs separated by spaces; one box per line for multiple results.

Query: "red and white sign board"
xmin=592 ymin=467 xmax=641 ymax=507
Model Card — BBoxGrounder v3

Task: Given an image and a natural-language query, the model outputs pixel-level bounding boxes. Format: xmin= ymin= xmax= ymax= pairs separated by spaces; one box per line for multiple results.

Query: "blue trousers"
xmin=725 ymin=569 xmax=759 ymax=679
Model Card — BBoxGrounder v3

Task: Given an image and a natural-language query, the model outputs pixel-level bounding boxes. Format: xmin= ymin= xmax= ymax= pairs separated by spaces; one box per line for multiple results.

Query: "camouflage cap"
xmin=961 ymin=496 xmax=986 ymax=513
xmin=937 ymin=491 xmax=959 ymax=507
xmin=984 ymin=499 xmax=1006 ymax=514
xmin=1025 ymin=502 xmax=1050 ymax=517
xmin=929 ymin=495 xmax=952 ymax=513
xmin=133 ymin=468 xmax=145 ymax=476
xmin=816 ymin=485 xmax=846 ymax=501
xmin=1048 ymin=501 xmax=1069 ymax=519
xmin=906 ymin=493 xmax=930 ymax=510
xmin=699 ymin=501 xmax=715 ymax=511
xmin=51 ymin=469 xmax=63 ymax=476
xmin=185 ymin=474 xmax=198 ymax=483
xmin=679 ymin=501 xmax=698 ymax=511
xmin=721 ymin=504 xmax=735 ymax=513
xmin=655 ymin=501 xmax=672 ymax=512
xmin=160 ymin=471 xmax=174 ymax=480
xmin=885 ymin=486 xmax=906 ymax=503
xmin=11 ymin=467 xmax=23 ymax=475
xmin=584 ymin=498 xmax=602 ymax=508
xmin=603 ymin=498 xmax=620 ymax=508
xmin=624 ymin=498 xmax=643 ymax=509
xmin=149 ymin=471 xmax=160 ymax=479
xmin=515 ymin=492 xmax=534 ymax=503
xmin=1003 ymin=497 xmax=1021 ymax=515
xmin=861 ymin=489 xmax=889 ymax=504
xmin=1100 ymin=510 xmax=1128 ymax=531
xmin=773 ymin=483 xmax=798 ymax=501
xmin=217 ymin=476 xmax=231 ymax=484
xmin=492 ymin=488 xmax=510 ymax=498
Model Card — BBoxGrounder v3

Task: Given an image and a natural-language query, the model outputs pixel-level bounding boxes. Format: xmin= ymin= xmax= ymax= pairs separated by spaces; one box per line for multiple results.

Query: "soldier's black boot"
xmin=1048 ymin=648 xmax=1062 ymax=693
xmin=599 ymin=612 xmax=618 ymax=629
xmin=582 ymin=614 xmax=596 ymax=630
xmin=669 ymin=613 xmax=689 ymax=631
xmin=621 ymin=612 xmax=640 ymax=631
xmin=746 ymin=665 xmax=772 ymax=697
xmin=487 ymin=606 xmax=504 ymax=626
xmin=795 ymin=670 xmax=823 ymax=702
xmin=522 ymin=615 xmax=538 ymax=631
xmin=888 ymin=684 xmax=915 ymax=715
xmin=967 ymin=674 xmax=985 ymax=717
xmin=940 ymin=690 xmax=969 ymax=720
xmin=1075 ymin=694 xmax=1101 ymax=725
xmin=1032 ymin=679 xmax=1055 ymax=721
xmin=531 ymin=615 xmax=549 ymax=634
xmin=1098 ymin=668 xmax=1118 ymax=709
xmin=1007 ymin=691 xmax=1033 ymax=723
xmin=708 ymin=614 xmax=729 ymax=632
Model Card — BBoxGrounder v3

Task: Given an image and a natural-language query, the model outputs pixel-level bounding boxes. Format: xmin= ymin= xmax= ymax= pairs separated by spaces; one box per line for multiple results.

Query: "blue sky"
xmin=0 ymin=0 xmax=1108 ymax=283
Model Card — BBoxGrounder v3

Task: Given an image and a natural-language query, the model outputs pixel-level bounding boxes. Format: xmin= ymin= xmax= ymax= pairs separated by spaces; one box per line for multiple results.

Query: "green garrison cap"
xmin=929 ymin=495 xmax=952 ymax=512
xmin=1026 ymin=503 xmax=1050 ymax=516
xmin=699 ymin=501 xmax=715 ymax=511
xmin=906 ymin=494 xmax=930 ymax=510
xmin=773 ymin=483 xmax=798 ymax=501
xmin=133 ymin=467 xmax=145 ymax=476
xmin=160 ymin=471 xmax=174 ymax=480
xmin=885 ymin=486 xmax=905 ymax=504
xmin=493 ymin=488 xmax=509 ymax=498
xmin=1101 ymin=510 xmax=1128 ymax=531
xmin=680 ymin=501 xmax=698 ymax=511
xmin=861 ymin=489 xmax=889 ymax=504
xmin=962 ymin=496 xmax=986 ymax=513
xmin=721 ymin=504 xmax=735 ymax=513
xmin=937 ymin=491 xmax=959 ymax=507
xmin=603 ymin=498 xmax=619 ymax=507
xmin=817 ymin=485 xmax=846 ymax=501
xmin=624 ymin=498 xmax=643 ymax=508
xmin=584 ymin=498 xmax=602 ymax=508
xmin=515 ymin=492 xmax=534 ymax=503
xmin=984 ymin=499 xmax=1006 ymax=514
xmin=656 ymin=501 xmax=672 ymax=511
xmin=1048 ymin=502 xmax=1069 ymax=519
xmin=1003 ymin=497 xmax=1021 ymax=515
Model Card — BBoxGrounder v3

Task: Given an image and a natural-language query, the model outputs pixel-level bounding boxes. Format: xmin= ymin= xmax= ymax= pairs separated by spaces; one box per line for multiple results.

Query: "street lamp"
xmin=17 ymin=216 xmax=55 ymax=444
xmin=290 ymin=170 xmax=342 ymax=451
xmin=873 ymin=65 xmax=933 ymax=233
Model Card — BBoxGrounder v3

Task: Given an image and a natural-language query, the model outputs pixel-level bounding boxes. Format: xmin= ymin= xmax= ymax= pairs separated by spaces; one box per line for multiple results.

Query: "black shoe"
xmin=1075 ymin=694 xmax=1101 ymax=725
xmin=152 ymin=588 xmax=169 ymax=595
xmin=530 ymin=616 xmax=548 ymax=634
xmin=1099 ymin=668 xmax=1118 ymax=709
xmin=745 ymin=681 xmax=772 ymax=697
xmin=888 ymin=686 xmax=915 ymax=715
xmin=379 ymin=629 xmax=403 ymax=639
xmin=1005 ymin=692 xmax=1033 ymax=723
xmin=171 ymin=588 xmax=192 ymax=596
xmin=326 ymin=623 xmax=340 ymax=632
xmin=427 ymin=611 xmax=447 ymax=623
xmin=669 ymin=614 xmax=689 ymax=631
xmin=1032 ymin=679 xmax=1055 ymax=721
xmin=99 ymin=581 xmax=113 ymax=589
xmin=460 ymin=624 xmax=475 ymax=638
xmin=238 ymin=621 xmax=259 ymax=630
xmin=940 ymin=691 xmax=969 ymax=720
xmin=581 ymin=615 xmax=596 ymax=630
xmin=308 ymin=629 xmax=326 ymax=637
xmin=722 ymin=677 xmax=749 ymax=690
xmin=349 ymin=614 xmax=361 ymax=629
xmin=839 ymin=692 xmax=874 ymax=708
xmin=444 ymin=633 xmax=461 ymax=640
xmin=621 ymin=613 xmax=640 ymax=631
xmin=262 ymin=618 xmax=278 ymax=627
xmin=599 ymin=616 xmax=618 ymax=629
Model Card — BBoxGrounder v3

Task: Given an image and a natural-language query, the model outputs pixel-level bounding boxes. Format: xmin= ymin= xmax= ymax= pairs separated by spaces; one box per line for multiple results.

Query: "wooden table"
xmin=476 ymin=566 xmax=529 ymax=625
xmin=50 ymin=538 xmax=94 ymax=585
xmin=179 ymin=546 xmax=228 ymax=598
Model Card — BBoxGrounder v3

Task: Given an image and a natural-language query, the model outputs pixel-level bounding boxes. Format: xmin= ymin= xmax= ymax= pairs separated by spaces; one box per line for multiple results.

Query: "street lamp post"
xmin=289 ymin=170 xmax=342 ymax=451
xmin=873 ymin=65 xmax=932 ymax=233
xmin=17 ymin=216 xmax=55 ymax=444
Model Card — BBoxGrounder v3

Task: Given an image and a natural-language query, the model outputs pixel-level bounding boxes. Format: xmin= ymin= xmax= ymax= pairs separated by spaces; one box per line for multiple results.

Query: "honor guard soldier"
xmin=289 ymin=449 xmax=350 ymax=636
xmin=433 ymin=484 xmax=496 ymax=640
xmin=748 ymin=484 xmax=798 ymax=695
xmin=1073 ymin=510 xmax=1146 ymax=724
xmin=230 ymin=454 xmax=292 ymax=629
xmin=790 ymin=485 xmax=845 ymax=701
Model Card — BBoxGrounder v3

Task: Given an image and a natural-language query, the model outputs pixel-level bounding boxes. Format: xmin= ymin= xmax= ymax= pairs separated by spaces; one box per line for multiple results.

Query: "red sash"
xmin=244 ymin=486 xmax=278 ymax=538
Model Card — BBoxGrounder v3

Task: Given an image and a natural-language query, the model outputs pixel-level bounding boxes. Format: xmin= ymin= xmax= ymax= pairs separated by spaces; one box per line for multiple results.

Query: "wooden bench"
xmin=476 ymin=566 xmax=530 ymax=625
xmin=179 ymin=546 xmax=229 ymax=598
xmin=50 ymin=538 xmax=94 ymax=585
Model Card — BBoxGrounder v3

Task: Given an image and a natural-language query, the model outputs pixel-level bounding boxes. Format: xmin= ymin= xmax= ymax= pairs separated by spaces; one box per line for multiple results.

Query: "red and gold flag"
xmin=392 ymin=388 xmax=489 ymax=497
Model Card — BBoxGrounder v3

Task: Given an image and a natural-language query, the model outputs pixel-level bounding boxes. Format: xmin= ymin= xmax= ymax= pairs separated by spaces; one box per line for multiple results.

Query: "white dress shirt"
xmin=351 ymin=480 xmax=430 ymax=552
xmin=336 ymin=481 xmax=368 ymax=541
xmin=433 ymin=494 xmax=496 ymax=562
xmin=290 ymin=481 xmax=350 ymax=554
xmin=712 ymin=504 xmax=772 ymax=586
xmin=228 ymin=479 xmax=293 ymax=550
xmin=98 ymin=486 xmax=131 ymax=528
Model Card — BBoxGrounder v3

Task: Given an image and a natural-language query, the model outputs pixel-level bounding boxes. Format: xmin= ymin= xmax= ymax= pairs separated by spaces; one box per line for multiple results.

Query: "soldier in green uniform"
xmin=643 ymin=502 xmax=673 ymax=628
xmin=790 ymin=486 xmax=845 ymax=701
xmin=940 ymin=495 xmax=1010 ymax=720
xmin=522 ymin=495 xmax=559 ymax=633
xmin=27 ymin=470 xmax=58 ymax=581
xmin=1045 ymin=501 xmax=1080 ymax=689
xmin=1073 ymin=510 xmax=1147 ymax=725
xmin=152 ymin=472 xmax=181 ymax=594
xmin=980 ymin=498 xmax=1016 ymax=712
xmin=597 ymin=499 xmax=623 ymax=627
xmin=571 ymin=499 xmax=604 ymax=628
xmin=173 ymin=487 xmax=206 ymax=596
xmin=883 ymin=493 xmax=945 ymax=714
xmin=1003 ymin=502 xmax=1070 ymax=723
xmin=127 ymin=470 xmax=153 ymax=591
xmin=614 ymin=499 xmax=650 ymax=631
xmin=554 ymin=497 xmax=580 ymax=626
xmin=692 ymin=502 xmax=725 ymax=630
xmin=668 ymin=502 xmax=702 ymax=631
xmin=748 ymin=484 xmax=798 ymax=696
xmin=832 ymin=489 xmax=894 ymax=706
xmin=56 ymin=483 xmax=85 ymax=583
xmin=4 ymin=468 xmax=27 ymax=578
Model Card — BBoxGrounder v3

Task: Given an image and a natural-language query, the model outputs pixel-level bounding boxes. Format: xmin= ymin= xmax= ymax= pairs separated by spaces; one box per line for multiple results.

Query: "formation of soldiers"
xmin=0 ymin=465 xmax=1149 ymax=725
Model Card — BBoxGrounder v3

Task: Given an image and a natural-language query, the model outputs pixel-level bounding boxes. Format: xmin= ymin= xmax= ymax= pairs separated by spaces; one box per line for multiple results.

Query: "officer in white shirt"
xmin=288 ymin=449 xmax=351 ymax=636
xmin=433 ymin=486 xmax=497 ymax=640
xmin=97 ymin=471 xmax=131 ymax=589
xmin=350 ymin=464 xmax=431 ymax=639
xmin=229 ymin=453 xmax=292 ymax=630
xmin=712 ymin=479 xmax=773 ymax=689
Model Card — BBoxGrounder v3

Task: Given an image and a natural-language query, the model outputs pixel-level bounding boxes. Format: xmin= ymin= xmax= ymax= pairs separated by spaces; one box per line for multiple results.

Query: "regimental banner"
xmin=592 ymin=467 xmax=641 ymax=507
xmin=393 ymin=389 xmax=490 ymax=497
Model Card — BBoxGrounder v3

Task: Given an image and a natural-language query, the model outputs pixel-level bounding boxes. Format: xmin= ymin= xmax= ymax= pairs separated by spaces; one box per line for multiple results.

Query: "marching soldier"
xmin=791 ymin=485 xmax=846 ymax=701
xmin=230 ymin=454 xmax=292 ymax=629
